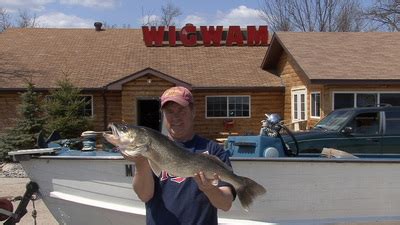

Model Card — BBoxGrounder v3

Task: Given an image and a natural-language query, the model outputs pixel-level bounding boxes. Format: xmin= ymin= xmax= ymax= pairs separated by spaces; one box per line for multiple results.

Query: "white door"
xmin=292 ymin=89 xmax=307 ymax=122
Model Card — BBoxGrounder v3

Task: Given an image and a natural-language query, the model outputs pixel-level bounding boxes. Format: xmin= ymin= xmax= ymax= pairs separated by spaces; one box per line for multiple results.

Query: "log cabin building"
xmin=0 ymin=25 xmax=399 ymax=140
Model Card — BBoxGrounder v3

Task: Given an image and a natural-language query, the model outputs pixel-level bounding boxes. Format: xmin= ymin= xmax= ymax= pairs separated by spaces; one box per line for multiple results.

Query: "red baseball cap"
xmin=161 ymin=86 xmax=193 ymax=108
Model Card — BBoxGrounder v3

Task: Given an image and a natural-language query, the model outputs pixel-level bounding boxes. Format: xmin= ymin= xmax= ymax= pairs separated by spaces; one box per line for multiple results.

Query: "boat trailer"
xmin=0 ymin=181 xmax=39 ymax=225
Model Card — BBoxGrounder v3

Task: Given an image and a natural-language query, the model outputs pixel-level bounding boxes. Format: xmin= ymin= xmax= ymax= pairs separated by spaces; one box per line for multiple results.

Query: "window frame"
xmin=332 ymin=91 xmax=400 ymax=110
xmin=80 ymin=95 xmax=94 ymax=117
xmin=291 ymin=88 xmax=307 ymax=122
xmin=310 ymin=92 xmax=321 ymax=119
xmin=205 ymin=95 xmax=251 ymax=119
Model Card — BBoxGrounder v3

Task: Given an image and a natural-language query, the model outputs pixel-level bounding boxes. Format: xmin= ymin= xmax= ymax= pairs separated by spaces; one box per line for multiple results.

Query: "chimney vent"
xmin=94 ymin=22 xmax=103 ymax=31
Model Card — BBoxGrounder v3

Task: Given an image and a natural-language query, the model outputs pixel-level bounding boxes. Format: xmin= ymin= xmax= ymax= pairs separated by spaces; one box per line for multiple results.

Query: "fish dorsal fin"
xmin=148 ymin=159 xmax=162 ymax=176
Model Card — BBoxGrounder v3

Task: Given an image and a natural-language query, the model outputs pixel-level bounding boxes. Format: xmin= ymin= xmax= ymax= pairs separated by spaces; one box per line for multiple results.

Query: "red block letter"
xmin=200 ymin=26 xmax=223 ymax=47
xmin=168 ymin=26 xmax=176 ymax=46
xmin=180 ymin=24 xmax=197 ymax=47
xmin=142 ymin=26 xmax=165 ymax=47
xmin=226 ymin=26 xmax=243 ymax=46
xmin=247 ymin=26 xmax=269 ymax=46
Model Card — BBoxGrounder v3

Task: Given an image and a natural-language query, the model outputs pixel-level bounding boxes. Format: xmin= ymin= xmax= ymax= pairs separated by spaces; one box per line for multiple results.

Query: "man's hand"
xmin=193 ymin=171 xmax=233 ymax=211
xmin=193 ymin=171 xmax=220 ymax=192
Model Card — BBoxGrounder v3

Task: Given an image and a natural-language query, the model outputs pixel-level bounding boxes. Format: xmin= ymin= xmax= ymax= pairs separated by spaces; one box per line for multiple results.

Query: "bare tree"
xmin=259 ymin=0 xmax=366 ymax=32
xmin=259 ymin=0 xmax=293 ymax=31
xmin=17 ymin=9 xmax=38 ymax=28
xmin=335 ymin=1 xmax=365 ymax=31
xmin=141 ymin=6 xmax=159 ymax=26
xmin=0 ymin=7 xmax=12 ymax=31
xmin=364 ymin=0 xmax=399 ymax=31
xmin=160 ymin=2 xmax=182 ymax=27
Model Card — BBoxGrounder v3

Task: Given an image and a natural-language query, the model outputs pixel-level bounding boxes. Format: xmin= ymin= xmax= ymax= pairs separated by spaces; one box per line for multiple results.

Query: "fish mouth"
xmin=103 ymin=123 xmax=124 ymax=147
xmin=108 ymin=123 xmax=119 ymax=137
xmin=108 ymin=123 xmax=130 ymax=137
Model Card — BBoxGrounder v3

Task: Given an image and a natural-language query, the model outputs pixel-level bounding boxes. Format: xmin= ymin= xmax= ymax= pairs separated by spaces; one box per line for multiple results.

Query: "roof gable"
xmin=262 ymin=32 xmax=400 ymax=83
xmin=107 ymin=67 xmax=191 ymax=90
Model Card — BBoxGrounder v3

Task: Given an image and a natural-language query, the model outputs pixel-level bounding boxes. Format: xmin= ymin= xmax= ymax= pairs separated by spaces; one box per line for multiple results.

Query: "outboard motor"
xmin=226 ymin=113 xmax=299 ymax=157
xmin=260 ymin=114 xmax=283 ymax=137
xmin=260 ymin=114 xmax=299 ymax=156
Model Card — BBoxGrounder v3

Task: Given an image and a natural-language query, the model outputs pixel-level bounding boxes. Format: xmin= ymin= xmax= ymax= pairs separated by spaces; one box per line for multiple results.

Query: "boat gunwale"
xmin=25 ymin=155 xmax=400 ymax=163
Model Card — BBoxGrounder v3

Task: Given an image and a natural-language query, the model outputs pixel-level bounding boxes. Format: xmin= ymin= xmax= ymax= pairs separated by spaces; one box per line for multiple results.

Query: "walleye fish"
xmin=103 ymin=123 xmax=266 ymax=210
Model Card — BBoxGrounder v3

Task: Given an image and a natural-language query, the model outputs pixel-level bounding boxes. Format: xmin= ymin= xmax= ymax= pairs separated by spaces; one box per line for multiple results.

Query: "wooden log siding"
xmin=121 ymin=75 xmax=173 ymax=125
xmin=75 ymin=83 xmax=400 ymax=137
xmin=0 ymin=93 xmax=20 ymax=134
xmin=194 ymin=91 xmax=284 ymax=140
xmin=0 ymin=90 xmax=122 ymax=136
xmin=276 ymin=51 xmax=400 ymax=130
xmin=276 ymin=52 xmax=308 ymax=125
xmin=119 ymin=76 xmax=283 ymax=140
xmin=91 ymin=91 xmax=122 ymax=131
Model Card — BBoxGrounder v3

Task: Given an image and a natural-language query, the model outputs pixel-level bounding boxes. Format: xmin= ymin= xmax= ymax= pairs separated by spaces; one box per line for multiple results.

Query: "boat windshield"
xmin=313 ymin=110 xmax=354 ymax=131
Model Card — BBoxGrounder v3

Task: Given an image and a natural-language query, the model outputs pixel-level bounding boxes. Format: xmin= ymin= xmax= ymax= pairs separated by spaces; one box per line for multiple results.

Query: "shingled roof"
xmin=262 ymin=32 xmax=400 ymax=84
xmin=0 ymin=28 xmax=282 ymax=90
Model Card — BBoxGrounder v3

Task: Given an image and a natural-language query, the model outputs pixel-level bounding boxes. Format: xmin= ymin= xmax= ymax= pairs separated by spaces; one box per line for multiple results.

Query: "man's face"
xmin=162 ymin=101 xmax=194 ymax=142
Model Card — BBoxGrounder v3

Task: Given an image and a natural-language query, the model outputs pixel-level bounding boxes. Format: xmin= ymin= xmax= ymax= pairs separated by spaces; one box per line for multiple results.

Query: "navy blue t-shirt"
xmin=145 ymin=135 xmax=235 ymax=225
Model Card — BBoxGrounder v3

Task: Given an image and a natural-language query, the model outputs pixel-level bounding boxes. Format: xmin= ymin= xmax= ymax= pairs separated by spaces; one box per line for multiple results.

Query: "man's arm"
xmin=122 ymin=153 xmax=154 ymax=202
xmin=193 ymin=172 xmax=233 ymax=211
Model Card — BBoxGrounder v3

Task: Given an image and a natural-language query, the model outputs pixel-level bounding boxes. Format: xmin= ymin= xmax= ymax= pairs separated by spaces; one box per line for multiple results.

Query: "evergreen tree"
xmin=0 ymin=82 xmax=45 ymax=160
xmin=45 ymin=78 xmax=93 ymax=139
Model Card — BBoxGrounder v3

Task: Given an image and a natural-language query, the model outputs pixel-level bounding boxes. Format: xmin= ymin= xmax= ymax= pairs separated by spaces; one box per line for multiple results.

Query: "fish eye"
xmin=121 ymin=125 xmax=128 ymax=132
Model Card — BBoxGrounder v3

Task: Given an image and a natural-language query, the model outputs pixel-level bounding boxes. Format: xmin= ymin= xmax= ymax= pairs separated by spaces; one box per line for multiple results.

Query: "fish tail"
xmin=236 ymin=176 xmax=266 ymax=211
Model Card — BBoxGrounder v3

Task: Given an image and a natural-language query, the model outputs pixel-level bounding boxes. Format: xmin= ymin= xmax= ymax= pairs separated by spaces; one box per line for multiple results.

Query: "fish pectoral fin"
xmin=148 ymin=159 xmax=162 ymax=176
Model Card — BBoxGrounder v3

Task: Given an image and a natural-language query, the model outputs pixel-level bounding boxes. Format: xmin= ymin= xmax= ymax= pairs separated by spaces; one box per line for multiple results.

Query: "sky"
xmin=0 ymin=0 xmax=268 ymax=28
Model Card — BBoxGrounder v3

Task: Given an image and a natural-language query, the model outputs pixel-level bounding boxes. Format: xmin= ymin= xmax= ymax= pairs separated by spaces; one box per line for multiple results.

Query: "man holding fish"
xmin=104 ymin=86 xmax=265 ymax=225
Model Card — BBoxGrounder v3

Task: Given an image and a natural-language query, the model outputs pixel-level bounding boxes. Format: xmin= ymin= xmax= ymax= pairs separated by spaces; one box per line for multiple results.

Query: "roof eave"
xmin=105 ymin=67 xmax=192 ymax=91
xmin=261 ymin=32 xmax=283 ymax=70
xmin=192 ymin=86 xmax=285 ymax=91
xmin=311 ymin=79 xmax=400 ymax=85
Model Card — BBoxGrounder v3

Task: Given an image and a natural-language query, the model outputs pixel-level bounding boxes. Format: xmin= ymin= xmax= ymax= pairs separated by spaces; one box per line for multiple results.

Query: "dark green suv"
xmin=287 ymin=105 xmax=400 ymax=157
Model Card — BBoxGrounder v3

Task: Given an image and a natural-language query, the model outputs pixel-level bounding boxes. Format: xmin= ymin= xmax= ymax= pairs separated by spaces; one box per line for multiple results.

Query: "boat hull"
xmin=14 ymin=152 xmax=400 ymax=225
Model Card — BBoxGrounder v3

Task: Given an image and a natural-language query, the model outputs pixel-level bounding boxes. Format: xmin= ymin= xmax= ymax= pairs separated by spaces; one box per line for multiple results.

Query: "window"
xmin=292 ymin=89 xmax=306 ymax=121
xmin=311 ymin=92 xmax=321 ymax=118
xmin=381 ymin=94 xmax=400 ymax=106
xmin=314 ymin=110 xmax=353 ymax=131
xmin=385 ymin=111 xmax=400 ymax=135
xmin=334 ymin=92 xmax=400 ymax=110
xmin=206 ymin=96 xmax=250 ymax=118
xmin=334 ymin=93 xmax=354 ymax=110
xmin=79 ymin=95 xmax=93 ymax=117
xmin=348 ymin=112 xmax=380 ymax=135
xmin=357 ymin=93 xmax=377 ymax=107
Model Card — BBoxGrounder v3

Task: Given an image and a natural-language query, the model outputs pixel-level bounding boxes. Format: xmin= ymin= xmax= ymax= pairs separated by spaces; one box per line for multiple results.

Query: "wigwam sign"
xmin=142 ymin=24 xmax=269 ymax=47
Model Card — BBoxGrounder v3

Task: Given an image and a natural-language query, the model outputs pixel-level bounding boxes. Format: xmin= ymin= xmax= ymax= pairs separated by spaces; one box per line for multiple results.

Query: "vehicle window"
xmin=348 ymin=112 xmax=380 ymax=135
xmin=385 ymin=111 xmax=400 ymax=135
xmin=313 ymin=110 xmax=353 ymax=131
